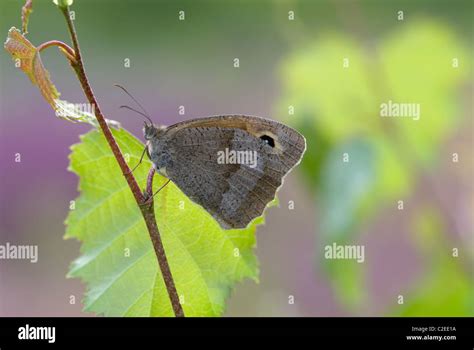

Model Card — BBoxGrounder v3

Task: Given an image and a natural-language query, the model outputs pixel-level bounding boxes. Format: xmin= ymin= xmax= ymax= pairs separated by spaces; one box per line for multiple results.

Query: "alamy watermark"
xmin=217 ymin=148 xmax=258 ymax=168
xmin=18 ymin=324 xmax=55 ymax=343
xmin=380 ymin=100 xmax=420 ymax=121
xmin=324 ymin=242 xmax=365 ymax=263
xmin=0 ymin=242 xmax=38 ymax=263
xmin=55 ymin=101 xmax=95 ymax=118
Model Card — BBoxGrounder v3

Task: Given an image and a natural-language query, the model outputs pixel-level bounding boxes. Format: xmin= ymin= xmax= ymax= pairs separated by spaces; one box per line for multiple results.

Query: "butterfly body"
xmin=144 ymin=115 xmax=306 ymax=229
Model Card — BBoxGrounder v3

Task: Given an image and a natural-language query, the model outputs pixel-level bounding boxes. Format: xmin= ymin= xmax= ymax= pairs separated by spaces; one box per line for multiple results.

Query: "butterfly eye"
xmin=260 ymin=135 xmax=275 ymax=148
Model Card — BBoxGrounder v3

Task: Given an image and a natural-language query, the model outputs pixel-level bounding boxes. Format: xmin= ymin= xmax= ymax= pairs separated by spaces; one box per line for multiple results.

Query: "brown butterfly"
xmin=117 ymin=86 xmax=306 ymax=229
xmin=143 ymin=115 xmax=306 ymax=229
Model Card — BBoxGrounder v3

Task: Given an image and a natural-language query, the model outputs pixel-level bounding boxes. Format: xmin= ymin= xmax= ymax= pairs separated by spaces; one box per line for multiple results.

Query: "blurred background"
xmin=0 ymin=0 xmax=472 ymax=316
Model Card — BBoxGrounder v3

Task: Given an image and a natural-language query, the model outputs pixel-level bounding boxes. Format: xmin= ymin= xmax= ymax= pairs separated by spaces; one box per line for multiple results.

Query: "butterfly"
xmin=143 ymin=115 xmax=306 ymax=229
xmin=117 ymin=86 xmax=306 ymax=229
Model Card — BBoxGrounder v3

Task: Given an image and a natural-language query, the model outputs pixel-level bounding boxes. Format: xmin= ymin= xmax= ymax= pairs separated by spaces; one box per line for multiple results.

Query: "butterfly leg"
xmin=143 ymin=179 xmax=171 ymax=205
xmin=125 ymin=144 xmax=148 ymax=175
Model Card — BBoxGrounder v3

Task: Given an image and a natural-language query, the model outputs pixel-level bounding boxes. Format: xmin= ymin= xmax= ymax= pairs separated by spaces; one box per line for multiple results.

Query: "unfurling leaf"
xmin=21 ymin=0 xmax=33 ymax=34
xmin=4 ymin=27 xmax=36 ymax=80
xmin=4 ymin=27 xmax=60 ymax=107
xmin=66 ymin=128 xmax=262 ymax=316
xmin=4 ymin=29 xmax=115 ymax=127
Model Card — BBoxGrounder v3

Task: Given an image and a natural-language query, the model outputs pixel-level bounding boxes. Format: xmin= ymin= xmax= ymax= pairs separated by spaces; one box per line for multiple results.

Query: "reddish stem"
xmin=142 ymin=168 xmax=184 ymax=316
xmin=37 ymin=40 xmax=76 ymax=62
xmin=59 ymin=5 xmax=184 ymax=317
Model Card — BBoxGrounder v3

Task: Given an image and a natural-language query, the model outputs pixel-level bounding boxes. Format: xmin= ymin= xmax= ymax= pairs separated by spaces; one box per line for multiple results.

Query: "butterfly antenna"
xmin=114 ymin=84 xmax=153 ymax=124
xmin=119 ymin=105 xmax=154 ymax=125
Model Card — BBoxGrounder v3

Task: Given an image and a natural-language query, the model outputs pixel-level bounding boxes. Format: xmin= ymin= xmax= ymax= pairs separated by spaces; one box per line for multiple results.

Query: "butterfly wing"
xmin=160 ymin=115 xmax=306 ymax=229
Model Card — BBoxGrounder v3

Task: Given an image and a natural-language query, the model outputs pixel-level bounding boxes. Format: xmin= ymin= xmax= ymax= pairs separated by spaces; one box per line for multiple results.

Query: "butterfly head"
xmin=143 ymin=122 xmax=166 ymax=141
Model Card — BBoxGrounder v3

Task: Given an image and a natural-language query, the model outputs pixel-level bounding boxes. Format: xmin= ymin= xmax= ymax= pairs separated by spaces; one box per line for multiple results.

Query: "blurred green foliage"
xmin=395 ymin=208 xmax=473 ymax=316
xmin=279 ymin=19 xmax=472 ymax=313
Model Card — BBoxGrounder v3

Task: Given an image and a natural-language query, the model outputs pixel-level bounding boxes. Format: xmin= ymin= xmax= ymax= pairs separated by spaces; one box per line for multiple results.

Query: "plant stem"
xmin=37 ymin=40 xmax=76 ymax=63
xmin=60 ymin=5 xmax=184 ymax=317
xmin=143 ymin=168 xmax=184 ymax=316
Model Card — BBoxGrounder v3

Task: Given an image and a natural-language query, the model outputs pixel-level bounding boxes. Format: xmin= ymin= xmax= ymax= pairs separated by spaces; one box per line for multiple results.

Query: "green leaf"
xmin=65 ymin=128 xmax=261 ymax=316
xmin=378 ymin=20 xmax=470 ymax=166
xmin=318 ymin=139 xmax=374 ymax=309
xmin=319 ymin=139 xmax=375 ymax=242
